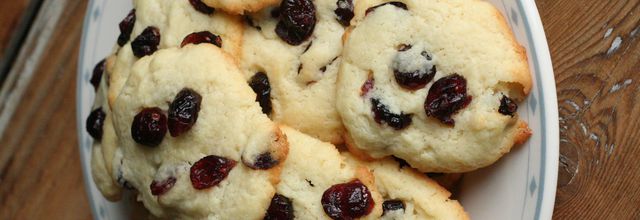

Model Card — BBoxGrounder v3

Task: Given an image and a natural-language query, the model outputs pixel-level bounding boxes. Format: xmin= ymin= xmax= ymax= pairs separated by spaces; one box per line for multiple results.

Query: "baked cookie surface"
xmin=111 ymin=45 xmax=288 ymax=219
xmin=202 ymin=0 xmax=281 ymax=14
xmin=241 ymin=0 xmax=354 ymax=144
xmin=337 ymin=0 xmax=532 ymax=172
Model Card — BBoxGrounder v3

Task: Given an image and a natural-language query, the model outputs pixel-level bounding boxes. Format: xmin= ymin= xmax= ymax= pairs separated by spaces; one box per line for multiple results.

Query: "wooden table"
xmin=0 ymin=0 xmax=638 ymax=219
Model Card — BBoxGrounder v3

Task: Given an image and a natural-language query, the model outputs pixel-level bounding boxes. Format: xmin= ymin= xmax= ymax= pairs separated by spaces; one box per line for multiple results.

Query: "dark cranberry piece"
xmin=189 ymin=0 xmax=215 ymax=14
xmin=150 ymin=176 xmax=177 ymax=196
xmin=371 ymin=98 xmax=413 ymax=130
xmin=245 ymin=152 xmax=280 ymax=170
xmin=382 ymin=200 xmax=405 ymax=215
xmin=90 ymin=59 xmax=106 ymax=91
xmin=131 ymin=107 xmax=167 ymax=147
xmin=335 ymin=0 xmax=354 ymax=26
xmin=190 ymin=155 xmax=237 ymax=190
xmin=86 ymin=108 xmax=106 ymax=141
xmin=117 ymin=9 xmax=136 ymax=46
xmin=271 ymin=7 xmax=281 ymax=18
xmin=168 ymin=88 xmax=202 ymax=137
xmin=499 ymin=95 xmax=518 ymax=117
xmin=365 ymin=1 xmax=407 ymax=15
xmin=131 ymin=26 xmax=161 ymax=58
xmin=360 ymin=74 xmax=375 ymax=97
xmin=392 ymin=46 xmax=436 ymax=90
xmin=249 ymin=72 xmax=273 ymax=115
xmin=424 ymin=74 xmax=472 ymax=125
xmin=181 ymin=31 xmax=222 ymax=48
xmin=264 ymin=194 xmax=295 ymax=220
xmin=321 ymin=180 xmax=375 ymax=219
xmin=275 ymin=0 xmax=317 ymax=45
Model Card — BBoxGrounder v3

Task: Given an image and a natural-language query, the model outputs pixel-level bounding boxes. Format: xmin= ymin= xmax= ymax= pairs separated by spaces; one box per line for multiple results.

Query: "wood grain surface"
xmin=0 ymin=0 xmax=639 ymax=219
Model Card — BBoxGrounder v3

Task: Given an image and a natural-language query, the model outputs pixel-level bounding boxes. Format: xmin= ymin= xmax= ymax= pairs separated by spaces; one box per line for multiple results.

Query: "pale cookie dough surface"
xmin=111 ymin=45 xmax=288 ymax=219
xmin=275 ymin=127 xmax=383 ymax=219
xmin=108 ymin=0 xmax=243 ymax=108
xmin=202 ymin=0 xmax=280 ymax=14
xmin=337 ymin=0 xmax=532 ymax=172
xmin=344 ymin=154 xmax=469 ymax=220
xmin=241 ymin=0 xmax=350 ymax=144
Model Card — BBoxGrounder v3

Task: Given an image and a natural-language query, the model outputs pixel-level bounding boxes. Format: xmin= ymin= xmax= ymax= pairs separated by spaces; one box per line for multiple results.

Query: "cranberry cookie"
xmin=201 ymin=0 xmax=281 ymax=15
xmin=337 ymin=0 xmax=532 ymax=172
xmin=344 ymin=154 xmax=469 ymax=220
xmin=107 ymin=0 xmax=244 ymax=108
xmin=111 ymin=45 xmax=288 ymax=219
xmin=241 ymin=0 xmax=355 ymax=144
xmin=268 ymin=127 xmax=383 ymax=219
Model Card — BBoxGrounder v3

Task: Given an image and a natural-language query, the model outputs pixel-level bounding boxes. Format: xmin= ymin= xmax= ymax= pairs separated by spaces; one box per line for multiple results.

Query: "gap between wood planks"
xmin=0 ymin=0 xmax=68 ymax=139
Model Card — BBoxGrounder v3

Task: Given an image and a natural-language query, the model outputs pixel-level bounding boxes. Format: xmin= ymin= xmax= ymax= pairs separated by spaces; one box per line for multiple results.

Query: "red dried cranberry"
xmin=382 ymin=200 xmax=405 ymax=215
xmin=117 ymin=9 xmax=136 ymax=46
xmin=424 ymin=74 xmax=472 ymax=125
xmin=86 ymin=108 xmax=106 ymax=141
xmin=90 ymin=59 xmax=105 ymax=91
xmin=131 ymin=107 xmax=167 ymax=147
xmin=150 ymin=176 xmax=177 ymax=196
xmin=499 ymin=95 xmax=518 ymax=117
xmin=189 ymin=0 xmax=215 ymax=14
xmin=371 ymin=98 xmax=413 ymax=130
xmin=360 ymin=75 xmax=375 ymax=97
xmin=321 ymin=180 xmax=374 ymax=219
xmin=335 ymin=0 xmax=354 ymax=26
xmin=181 ymin=31 xmax=222 ymax=48
xmin=131 ymin=26 xmax=161 ymax=58
xmin=168 ymin=88 xmax=202 ymax=137
xmin=365 ymin=1 xmax=407 ymax=15
xmin=190 ymin=155 xmax=236 ymax=190
xmin=245 ymin=152 xmax=280 ymax=170
xmin=392 ymin=46 xmax=436 ymax=90
xmin=276 ymin=0 xmax=316 ymax=45
xmin=264 ymin=194 xmax=295 ymax=220
xmin=249 ymin=72 xmax=273 ymax=115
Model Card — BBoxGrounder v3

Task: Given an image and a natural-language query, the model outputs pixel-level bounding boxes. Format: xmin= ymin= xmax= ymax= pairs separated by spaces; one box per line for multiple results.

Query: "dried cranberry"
xmin=499 ymin=95 xmax=518 ymax=117
xmin=321 ymin=180 xmax=374 ymax=219
xmin=189 ymin=0 xmax=215 ymax=14
xmin=168 ymin=88 xmax=202 ymax=137
xmin=360 ymin=74 xmax=375 ymax=97
xmin=150 ymin=177 xmax=177 ymax=196
xmin=264 ymin=194 xmax=295 ymax=220
xmin=181 ymin=31 xmax=222 ymax=48
xmin=131 ymin=107 xmax=167 ymax=147
xmin=371 ymin=98 xmax=413 ymax=130
xmin=86 ymin=108 xmax=106 ymax=141
xmin=117 ymin=9 xmax=136 ymax=46
xmin=392 ymin=46 xmax=436 ymax=90
xmin=190 ymin=155 xmax=236 ymax=190
xmin=276 ymin=0 xmax=316 ymax=45
xmin=382 ymin=200 xmax=405 ymax=215
xmin=131 ymin=26 xmax=161 ymax=58
xmin=271 ymin=7 xmax=281 ymax=18
xmin=249 ymin=72 xmax=273 ymax=115
xmin=424 ymin=74 xmax=472 ymax=125
xmin=335 ymin=0 xmax=354 ymax=26
xmin=90 ymin=59 xmax=105 ymax=91
xmin=365 ymin=1 xmax=408 ymax=15
xmin=245 ymin=152 xmax=280 ymax=170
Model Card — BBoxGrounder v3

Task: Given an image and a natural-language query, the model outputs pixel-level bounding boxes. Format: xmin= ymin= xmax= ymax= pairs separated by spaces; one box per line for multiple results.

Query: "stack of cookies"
xmin=86 ymin=0 xmax=531 ymax=219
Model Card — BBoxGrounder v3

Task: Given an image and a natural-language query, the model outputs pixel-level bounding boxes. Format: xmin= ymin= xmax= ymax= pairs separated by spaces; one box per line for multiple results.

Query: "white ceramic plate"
xmin=76 ymin=0 xmax=559 ymax=219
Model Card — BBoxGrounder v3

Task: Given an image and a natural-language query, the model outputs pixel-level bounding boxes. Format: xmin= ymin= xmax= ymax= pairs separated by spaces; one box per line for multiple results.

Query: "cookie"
xmin=269 ymin=126 xmax=383 ymax=219
xmin=107 ymin=0 xmax=244 ymax=108
xmin=87 ymin=57 xmax=123 ymax=201
xmin=111 ymin=45 xmax=289 ymax=219
xmin=201 ymin=0 xmax=280 ymax=14
xmin=241 ymin=0 xmax=353 ymax=144
xmin=344 ymin=154 xmax=469 ymax=220
xmin=336 ymin=0 xmax=532 ymax=172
